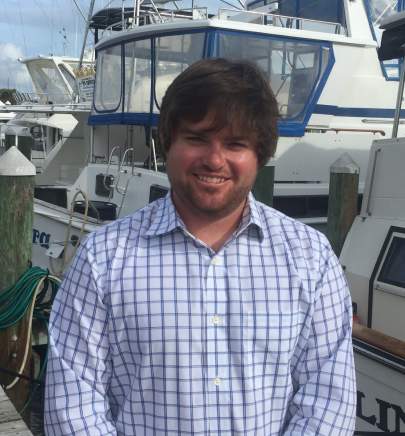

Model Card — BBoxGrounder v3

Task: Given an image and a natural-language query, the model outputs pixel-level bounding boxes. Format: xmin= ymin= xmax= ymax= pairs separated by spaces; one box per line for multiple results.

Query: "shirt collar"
xmin=239 ymin=192 xmax=264 ymax=242
xmin=145 ymin=192 xmax=184 ymax=237
xmin=146 ymin=191 xmax=264 ymax=241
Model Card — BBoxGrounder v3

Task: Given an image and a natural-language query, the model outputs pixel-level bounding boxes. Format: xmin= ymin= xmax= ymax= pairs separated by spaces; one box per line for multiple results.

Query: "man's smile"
xmin=195 ymin=174 xmax=229 ymax=184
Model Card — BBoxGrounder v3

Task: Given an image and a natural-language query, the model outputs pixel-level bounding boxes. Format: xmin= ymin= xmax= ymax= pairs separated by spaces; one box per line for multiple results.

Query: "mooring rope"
xmin=0 ymin=266 xmax=60 ymax=390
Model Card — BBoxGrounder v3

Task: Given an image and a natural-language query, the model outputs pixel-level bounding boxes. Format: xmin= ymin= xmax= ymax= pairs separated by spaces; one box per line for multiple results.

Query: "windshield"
xmin=368 ymin=0 xmax=399 ymax=30
xmin=367 ymin=0 xmax=402 ymax=79
xmin=25 ymin=60 xmax=72 ymax=104
xmin=92 ymin=28 xmax=333 ymax=136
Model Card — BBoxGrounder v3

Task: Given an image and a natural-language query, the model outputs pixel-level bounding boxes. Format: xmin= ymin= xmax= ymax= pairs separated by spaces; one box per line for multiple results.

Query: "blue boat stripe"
xmin=314 ymin=104 xmax=405 ymax=118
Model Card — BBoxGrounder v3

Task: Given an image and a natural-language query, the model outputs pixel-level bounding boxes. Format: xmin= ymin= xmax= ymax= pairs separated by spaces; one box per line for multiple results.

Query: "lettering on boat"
xmin=32 ymin=229 xmax=50 ymax=249
xmin=357 ymin=391 xmax=405 ymax=432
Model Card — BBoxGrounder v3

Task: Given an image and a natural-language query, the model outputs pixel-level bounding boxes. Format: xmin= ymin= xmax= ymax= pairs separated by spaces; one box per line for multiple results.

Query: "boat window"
xmin=59 ymin=64 xmax=78 ymax=95
xmin=366 ymin=0 xmax=403 ymax=80
xmin=154 ymin=32 xmax=206 ymax=110
xmin=94 ymin=45 xmax=122 ymax=112
xmin=149 ymin=184 xmax=169 ymax=203
xmin=217 ymin=31 xmax=331 ymax=120
xmin=124 ymin=39 xmax=152 ymax=113
xmin=377 ymin=235 xmax=405 ymax=289
xmin=26 ymin=61 xmax=71 ymax=104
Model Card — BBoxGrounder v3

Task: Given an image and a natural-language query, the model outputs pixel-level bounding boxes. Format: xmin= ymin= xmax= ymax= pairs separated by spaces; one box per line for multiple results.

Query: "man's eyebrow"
xmin=225 ymin=135 xmax=250 ymax=141
xmin=178 ymin=127 xmax=205 ymax=134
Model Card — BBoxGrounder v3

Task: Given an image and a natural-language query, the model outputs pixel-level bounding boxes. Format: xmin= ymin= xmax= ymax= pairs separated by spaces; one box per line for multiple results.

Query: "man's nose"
xmin=202 ymin=141 xmax=225 ymax=169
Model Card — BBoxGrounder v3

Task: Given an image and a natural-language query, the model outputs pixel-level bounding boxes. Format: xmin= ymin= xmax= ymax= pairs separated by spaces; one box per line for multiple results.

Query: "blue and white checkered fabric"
xmin=44 ymin=193 xmax=356 ymax=435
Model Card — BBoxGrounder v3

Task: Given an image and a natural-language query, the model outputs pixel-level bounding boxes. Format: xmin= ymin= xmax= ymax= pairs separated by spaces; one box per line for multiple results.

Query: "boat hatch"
xmin=89 ymin=28 xmax=334 ymax=137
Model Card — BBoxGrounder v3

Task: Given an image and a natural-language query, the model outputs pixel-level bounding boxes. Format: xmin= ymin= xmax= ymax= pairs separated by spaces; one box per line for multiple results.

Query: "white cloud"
xmin=0 ymin=43 xmax=32 ymax=91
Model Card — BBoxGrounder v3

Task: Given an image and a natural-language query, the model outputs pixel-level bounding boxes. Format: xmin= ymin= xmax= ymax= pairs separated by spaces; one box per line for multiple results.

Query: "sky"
xmin=0 ymin=0 xmax=225 ymax=93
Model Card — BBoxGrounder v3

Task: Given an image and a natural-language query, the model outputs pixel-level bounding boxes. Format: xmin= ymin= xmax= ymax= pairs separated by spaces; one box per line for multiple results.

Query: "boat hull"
xmin=354 ymin=339 xmax=405 ymax=433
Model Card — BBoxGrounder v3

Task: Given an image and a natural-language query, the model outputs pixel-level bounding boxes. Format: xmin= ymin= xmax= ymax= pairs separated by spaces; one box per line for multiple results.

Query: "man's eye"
xmin=228 ymin=142 xmax=248 ymax=150
xmin=186 ymin=136 xmax=204 ymax=143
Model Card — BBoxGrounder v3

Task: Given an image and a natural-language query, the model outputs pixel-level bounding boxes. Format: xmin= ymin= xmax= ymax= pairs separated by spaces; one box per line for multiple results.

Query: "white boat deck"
xmin=0 ymin=387 xmax=32 ymax=435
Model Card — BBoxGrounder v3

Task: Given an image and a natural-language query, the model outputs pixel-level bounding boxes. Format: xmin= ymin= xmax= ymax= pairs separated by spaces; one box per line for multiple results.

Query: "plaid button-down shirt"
xmin=44 ymin=193 xmax=356 ymax=435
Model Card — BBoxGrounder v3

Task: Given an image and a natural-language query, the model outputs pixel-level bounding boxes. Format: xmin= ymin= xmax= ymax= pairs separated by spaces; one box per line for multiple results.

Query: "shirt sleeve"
xmin=44 ymin=241 xmax=116 ymax=435
xmin=283 ymin=244 xmax=357 ymax=435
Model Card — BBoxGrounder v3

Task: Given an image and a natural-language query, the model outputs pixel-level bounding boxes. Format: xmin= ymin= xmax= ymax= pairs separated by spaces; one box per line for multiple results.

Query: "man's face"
xmin=166 ymin=112 xmax=259 ymax=222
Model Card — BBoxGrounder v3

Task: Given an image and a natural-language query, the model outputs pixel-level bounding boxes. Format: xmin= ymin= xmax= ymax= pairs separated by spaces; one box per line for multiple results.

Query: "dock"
xmin=0 ymin=386 xmax=32 ymax=435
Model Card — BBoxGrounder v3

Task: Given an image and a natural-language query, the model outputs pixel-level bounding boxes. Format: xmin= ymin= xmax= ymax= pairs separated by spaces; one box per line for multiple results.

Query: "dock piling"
xmin=0 ymin=146 xmax=35 ymax=422
xmin=253 ymin=160 xmax=275 ymax=207
xmin=327 ymin=153 xmax=359 ymax=256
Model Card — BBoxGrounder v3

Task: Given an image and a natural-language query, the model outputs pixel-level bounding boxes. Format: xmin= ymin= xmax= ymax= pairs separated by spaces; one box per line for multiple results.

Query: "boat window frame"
xmin=212 ymin=28 xmax=333 ymax=125
xmin=367 ymin=225 xmax=405 ymax=327
xmin=93 ymin=43 xmax=124 ymax=114
xmin=152 ymin=29 xmax=212 ymax=112
xmin=363 ymin=0 xmax=404 ymax=82
xmin=90 ymin=27 xmax=335 ymax=138
xmin=122 ymin=37 xmax=153 ymax=115
xmin=58 ymin=64 xmax=78 ymax=95
xmin=374 ymin=227 xmax=405 ymax=296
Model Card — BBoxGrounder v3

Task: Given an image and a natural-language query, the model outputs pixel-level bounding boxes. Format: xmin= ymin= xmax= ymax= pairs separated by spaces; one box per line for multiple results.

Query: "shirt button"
xmin=211 ymin=257 xmax=220 ymax=265
xmin=211 ymin=315 xmax=222 ymax=325
xmin=213 ymin=377 xmax=221 ymax=386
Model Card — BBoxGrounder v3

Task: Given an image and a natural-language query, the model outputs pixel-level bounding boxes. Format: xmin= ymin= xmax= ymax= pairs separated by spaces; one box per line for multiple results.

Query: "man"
xmin=45 ymin=58 xmax=356 ymax=435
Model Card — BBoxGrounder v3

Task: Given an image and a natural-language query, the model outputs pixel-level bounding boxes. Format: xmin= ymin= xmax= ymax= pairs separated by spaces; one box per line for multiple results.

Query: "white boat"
xmin=87 ymin=0 xmax=405 ymax=224
xmin=340 ymin=136 xmax=405 ymax=434
xmin=339 ymin=8 xmax=405 ymax=433
xmin=0 ymin=101 xmax=15 ymax=150
xmin=1 ymin=56 xmax=94 ymax=173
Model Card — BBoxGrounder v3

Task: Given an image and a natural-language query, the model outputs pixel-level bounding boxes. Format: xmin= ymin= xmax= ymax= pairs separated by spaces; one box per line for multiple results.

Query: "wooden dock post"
xmin=0 ymin=146 xmax=35 ymax=424
xmin=253 ymin=160 xmax=275 ymax=207
xmin=327 ymin=153 xmax=359 ymax=256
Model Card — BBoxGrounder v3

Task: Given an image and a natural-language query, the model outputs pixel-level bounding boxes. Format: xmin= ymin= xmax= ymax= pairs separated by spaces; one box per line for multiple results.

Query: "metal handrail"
xmin=102 ymin=145 xmax=121 ymax=196
xmin=217 ymin=8 xmax=344 ymax=35
xmin=116 ymin=147 xmax=134 ymax=195
xmin=364 ymin=147 xmax=382 ymax=217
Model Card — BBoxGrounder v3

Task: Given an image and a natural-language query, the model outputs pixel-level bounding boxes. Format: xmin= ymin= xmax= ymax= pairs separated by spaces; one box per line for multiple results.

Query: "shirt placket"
xmin=205 ymin=252 xmax=228 ymax=434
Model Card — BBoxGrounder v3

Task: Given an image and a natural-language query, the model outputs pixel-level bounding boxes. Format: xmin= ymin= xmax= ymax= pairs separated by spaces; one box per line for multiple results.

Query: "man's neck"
xmin=173 ymin=198 xmax=247 ymax=252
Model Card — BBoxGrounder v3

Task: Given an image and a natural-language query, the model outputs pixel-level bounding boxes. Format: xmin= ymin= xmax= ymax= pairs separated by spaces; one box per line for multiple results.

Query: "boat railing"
xmin=101 ymin=7 xmax=208 ymax=35
xmin=13 ymin=90 xmax=74 ymax=105
xmin=0 ymin=102 xmax=91 ymax=114
xmin=217 ymin=8 xmax=345 ymax=35
xmin=353 ymin=321 xmax=405 ymax=361
xmin=97 ymin=4 xmax=345 ymax=38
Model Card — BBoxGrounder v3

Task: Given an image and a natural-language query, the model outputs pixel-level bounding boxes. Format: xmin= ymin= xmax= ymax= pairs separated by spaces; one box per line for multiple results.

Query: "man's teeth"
xmin=197 ymin=175 xmax=227 ymax=184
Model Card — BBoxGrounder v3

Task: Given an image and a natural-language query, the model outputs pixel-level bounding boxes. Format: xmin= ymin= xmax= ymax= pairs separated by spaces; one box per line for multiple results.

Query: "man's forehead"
xmin=177 ymin=114 xmax=252 ymax=139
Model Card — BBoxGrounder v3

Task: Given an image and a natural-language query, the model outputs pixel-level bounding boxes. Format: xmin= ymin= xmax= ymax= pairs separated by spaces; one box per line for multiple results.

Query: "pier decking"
xmin=0 ymin=386 xmax=32 ymax=435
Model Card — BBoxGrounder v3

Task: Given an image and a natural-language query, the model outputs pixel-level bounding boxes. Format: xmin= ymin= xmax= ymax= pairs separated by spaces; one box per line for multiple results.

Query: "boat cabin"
xmin=86 ymin=0 xmax=405 ymax=224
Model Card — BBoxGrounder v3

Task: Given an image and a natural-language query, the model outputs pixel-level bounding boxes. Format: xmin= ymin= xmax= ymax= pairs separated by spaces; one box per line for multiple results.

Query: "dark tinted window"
xmin=378 ymin=236 xmax=405 ymax=288
xmin=279 ymin=0 xmax=346 ymax=26
xmin=149 ymin=184 xmax=169 ymax=203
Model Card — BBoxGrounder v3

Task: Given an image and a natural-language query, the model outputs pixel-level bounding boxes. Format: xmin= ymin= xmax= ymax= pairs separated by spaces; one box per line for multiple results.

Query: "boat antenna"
xmin=392 ymin=44 xmax=405 ymax=138
xmin=78 ymin=0 xmax=96 ymax=69
xmin=72 ymin=0 xmax=88 ymax=22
